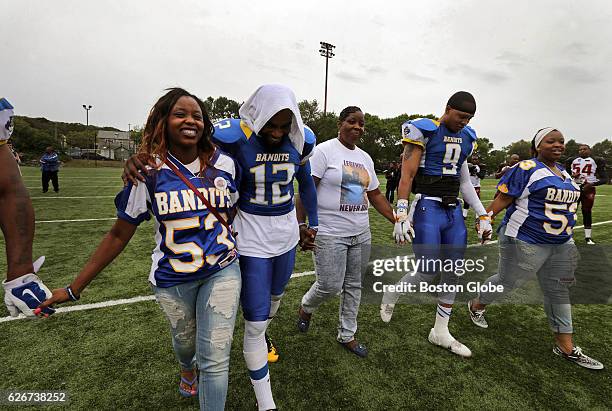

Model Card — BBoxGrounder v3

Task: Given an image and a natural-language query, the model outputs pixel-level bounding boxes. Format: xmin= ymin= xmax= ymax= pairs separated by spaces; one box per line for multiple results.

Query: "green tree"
xmin=298 ymin=100 xmax=321 ymax=126
xmin=592 ymin=139 xmax=612 ymax=171
xmin=504 ymin=139 xmax=532 ymax=161
xmin=204 ymin=96 xmax=240 ymax=121
xmin=560 ymin=139 xmax=580 ymax=164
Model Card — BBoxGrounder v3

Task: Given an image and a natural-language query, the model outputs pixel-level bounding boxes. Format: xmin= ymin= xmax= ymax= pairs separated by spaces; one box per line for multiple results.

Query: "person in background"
xmin=566 ymin=144 xmax=608 ymax=244
xmin=495 ymin=153 xmax=520 ymax=179
xmin=462 ymin=155 xmax=486 ymax=218
xmin=384 ymin=161 xmax=399 ymax=204
xmin=40 ymin=146 xmax=60 ymax=193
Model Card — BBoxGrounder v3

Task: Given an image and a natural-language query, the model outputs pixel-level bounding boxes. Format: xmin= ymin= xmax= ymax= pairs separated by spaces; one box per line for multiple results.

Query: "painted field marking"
xmin=31 ymin=196 xmax=116 ymax=200
xmin=2 ymin=220 xmax=611 ymax=323
xmin=36 ymin=218 xmax=116 ymax=224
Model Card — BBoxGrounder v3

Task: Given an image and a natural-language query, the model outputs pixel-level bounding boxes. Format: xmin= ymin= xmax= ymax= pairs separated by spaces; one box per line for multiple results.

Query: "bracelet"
xmin=65 ymin=285 xmax=80 ymax=301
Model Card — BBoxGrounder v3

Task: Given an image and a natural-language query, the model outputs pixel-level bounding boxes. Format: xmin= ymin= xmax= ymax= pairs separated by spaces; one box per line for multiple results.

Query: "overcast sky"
xmin=3 ymin=0 xmax=612 ymax=148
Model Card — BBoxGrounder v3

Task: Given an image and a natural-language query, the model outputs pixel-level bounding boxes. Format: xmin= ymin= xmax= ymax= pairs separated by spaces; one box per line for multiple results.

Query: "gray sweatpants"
xmin=479 ymin=225 xmax=578 ymax=334
xmin=301 ymin=230 xmax=371 ymax=343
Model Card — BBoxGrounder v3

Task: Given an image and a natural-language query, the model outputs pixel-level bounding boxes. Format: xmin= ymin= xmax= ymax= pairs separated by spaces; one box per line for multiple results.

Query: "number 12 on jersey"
xmin=249 ymin=163 xmax=295 ymax=205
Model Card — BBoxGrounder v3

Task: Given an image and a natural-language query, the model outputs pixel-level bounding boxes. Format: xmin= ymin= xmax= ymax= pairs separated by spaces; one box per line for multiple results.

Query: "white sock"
xmin=243 ymin=321 xmax=274 ymax=409
xmin=462 ymin=208 xmax=468 ymax=218
xmin=585 ymin=228 xmax=592 ymax=238
xmin=252 ymin=371 xmax=275 ymax=411
xmin=434 ymin=304 xmax=452 ymax=335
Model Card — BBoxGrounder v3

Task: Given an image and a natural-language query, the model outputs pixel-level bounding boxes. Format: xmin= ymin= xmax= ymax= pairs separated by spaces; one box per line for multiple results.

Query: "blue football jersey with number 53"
xmin=401 ymin=118 xmax=477 ymax=177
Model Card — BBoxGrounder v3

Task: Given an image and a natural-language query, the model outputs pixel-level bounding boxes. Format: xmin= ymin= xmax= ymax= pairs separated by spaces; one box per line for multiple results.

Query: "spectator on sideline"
xmin=40 ymin=146 xmax=60 ymax=193
xmin=1 ymin=97 xmax=54 ymax=318
xmin=495 ymin=153 xmax=520 ymax=179
xmin=468 ymin=128 xmax=603 ymax=370
xmin=296 ymin=106 xmax=396 ymax=358
xmin=462 ymin=155 xmax=486 ymax=218
xmin=384 ymin=161 xmax=400 ymax=204
xmin=38 ymin=88 xmax=242 ymax=410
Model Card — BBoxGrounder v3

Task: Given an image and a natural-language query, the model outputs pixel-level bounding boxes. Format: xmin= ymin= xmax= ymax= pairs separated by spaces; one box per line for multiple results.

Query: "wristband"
xmin=66 ymin=285 xmax=80 ymax=301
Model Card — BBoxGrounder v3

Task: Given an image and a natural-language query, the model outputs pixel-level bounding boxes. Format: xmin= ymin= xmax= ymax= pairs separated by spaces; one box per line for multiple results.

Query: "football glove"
xmin=393 ymin=200 xmax=415 ymax=244
xmin=476 ymin=212 xmax=493 ymax=245
xmin=2 ymin=256 xmax=55 ymax=317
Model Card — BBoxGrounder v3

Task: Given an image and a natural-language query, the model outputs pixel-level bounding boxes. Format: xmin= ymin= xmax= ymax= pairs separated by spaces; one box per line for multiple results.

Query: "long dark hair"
xmin=139 ymin=88 xmax=215 ymax=170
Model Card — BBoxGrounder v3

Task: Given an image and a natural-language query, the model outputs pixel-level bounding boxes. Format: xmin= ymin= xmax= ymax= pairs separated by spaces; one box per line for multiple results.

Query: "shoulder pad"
xmin=304 ymin=125 xmax=316 ymax=145
xmin=301 ymin=126 xmax=317 ymax=160
xmin=518 ymin=160 xmax=537 ymax=171
xmin=462 ymin=125 xmax=477 ymax=140
xmin=409 ymin=118 xmax=440 ymax=132
xmin=212 ymin=118 xmax=251 ymax=143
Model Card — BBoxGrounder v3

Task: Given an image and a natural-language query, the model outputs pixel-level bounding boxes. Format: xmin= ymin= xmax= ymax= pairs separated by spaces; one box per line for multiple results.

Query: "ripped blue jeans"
xmin=478 ymin=225 xmax=577 ymax=334
xmin=152 ymin=260 xmax=241 ymax=411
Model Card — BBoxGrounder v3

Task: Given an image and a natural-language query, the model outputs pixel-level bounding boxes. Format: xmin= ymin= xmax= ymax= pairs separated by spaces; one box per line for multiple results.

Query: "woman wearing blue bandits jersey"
xmin=123 ymin=84 xmax=318 ymax=411
xmin=467 ymin=128 xmax=604 ymax=370
xmin=37 ymin=88 xmax=243 ymax=409
xmin=381 ymin=91 xmax=492 ymax=358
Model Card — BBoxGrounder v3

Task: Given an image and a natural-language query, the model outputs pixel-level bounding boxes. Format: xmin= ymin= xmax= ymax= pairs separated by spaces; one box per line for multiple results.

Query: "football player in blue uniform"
xmin=467 ymin=128 xmax=603 ymax=370
xmin=382 ymin=91 xmax=492 ymax=358
xmin=213 ymin=84 xmax=318 ymax=411
xmin=38 ymin=88 xmax=243 ymax=409
xmin=1 ymin=97 xmax=54 ymax=319
xmin=123 ymin=84 xmax=318 ymax=411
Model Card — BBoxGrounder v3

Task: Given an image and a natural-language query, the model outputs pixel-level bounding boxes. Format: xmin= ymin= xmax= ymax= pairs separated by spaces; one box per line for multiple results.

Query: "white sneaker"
xmin=380 ymin=303 xmax=396 ymax=323
xmin=585 ymin=238 xmax=596 ymax=245
xmin=428 ymin=328 xmax=472 ymax=358
xmin=380 ymin=290 xmax=402 ymax=323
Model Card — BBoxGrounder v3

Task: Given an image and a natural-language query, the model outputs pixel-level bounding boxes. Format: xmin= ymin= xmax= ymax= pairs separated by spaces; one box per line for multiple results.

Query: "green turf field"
xmin=1 ymin=166 xmax=610 ymax=410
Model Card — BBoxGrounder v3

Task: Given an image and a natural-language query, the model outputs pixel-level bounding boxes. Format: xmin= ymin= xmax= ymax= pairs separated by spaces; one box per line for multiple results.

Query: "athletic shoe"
xmin=296 ymin=306 xmax=311 ymax=333
xmin=467 ymin=299 xmax=488 ymax=328
xmin=265 ymin=333 xmax=279 ymax=363
xmin=428 ymin=328 xmax=472 ymax=358
xmin=585 ymin=238 xmax=596 ymax=245
xmin=553 ymin=346 xmax=604 ymax=370
xmin=380 ymin=289 xmax=402 ymax=323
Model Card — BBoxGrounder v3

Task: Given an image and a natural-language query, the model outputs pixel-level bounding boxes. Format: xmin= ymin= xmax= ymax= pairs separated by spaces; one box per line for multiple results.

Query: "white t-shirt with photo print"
xmin=310 ymin=138 xmax=379 ymax=237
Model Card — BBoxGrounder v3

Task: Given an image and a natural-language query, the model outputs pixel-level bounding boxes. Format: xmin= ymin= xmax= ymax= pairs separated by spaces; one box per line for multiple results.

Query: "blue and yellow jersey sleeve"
xmin=400 ymin=118 xmax=439 ymax=148
xmin=212 ymin=118 xmax=250 ymax=157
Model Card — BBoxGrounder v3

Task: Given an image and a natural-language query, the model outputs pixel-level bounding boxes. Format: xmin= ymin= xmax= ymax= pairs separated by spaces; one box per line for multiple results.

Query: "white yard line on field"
xmin=26 ymin=186 xmax=121 ymax=189
xmin=36 ymin=217 xmax=116 ymax=224
xmin=31 ymin=196 xmax=116 ymax=200
xmin=2 ymin=220 xmax=611 ymax=323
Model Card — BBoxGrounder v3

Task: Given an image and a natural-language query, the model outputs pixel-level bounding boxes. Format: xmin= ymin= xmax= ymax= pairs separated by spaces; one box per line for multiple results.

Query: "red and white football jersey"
xmin=571 ymin=157 xmax=598 ymax=184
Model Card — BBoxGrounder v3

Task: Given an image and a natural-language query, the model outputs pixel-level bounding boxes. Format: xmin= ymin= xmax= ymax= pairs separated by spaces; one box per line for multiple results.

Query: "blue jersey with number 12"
xmin=212 ymin=118 xmax=315 ymax=216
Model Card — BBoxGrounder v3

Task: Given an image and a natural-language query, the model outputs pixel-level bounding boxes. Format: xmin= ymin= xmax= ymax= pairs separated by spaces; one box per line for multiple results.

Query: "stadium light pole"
xmin=82 ymin=104 xmax=94 ymax=166
xmin=319 ymin=41 xmax=335 ymax=116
